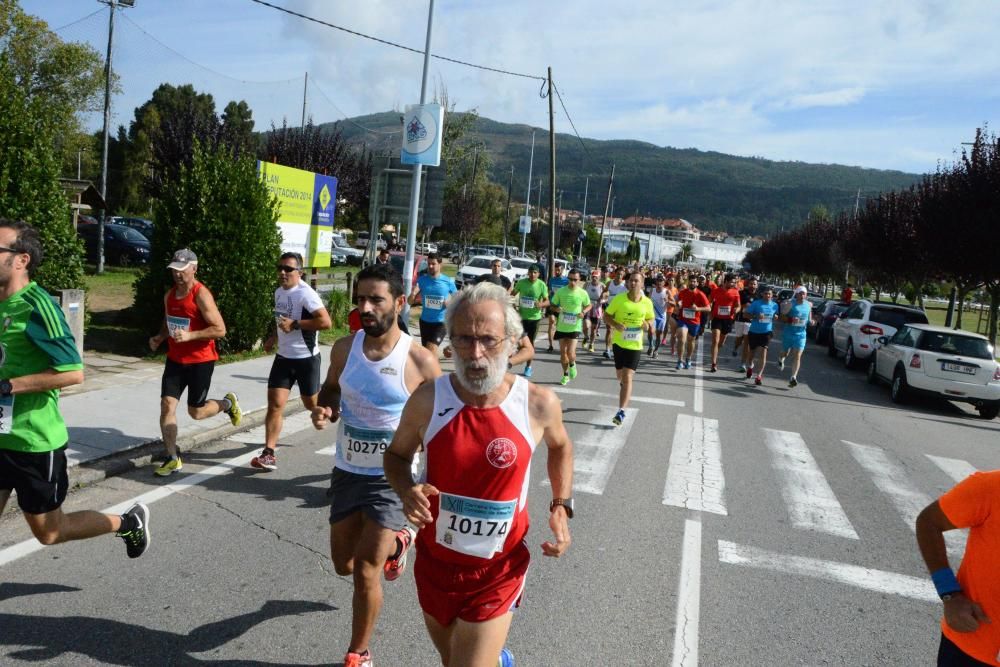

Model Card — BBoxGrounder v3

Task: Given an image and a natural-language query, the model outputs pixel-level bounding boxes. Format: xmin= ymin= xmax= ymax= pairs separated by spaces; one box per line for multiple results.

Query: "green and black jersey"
xmin=0 ymin=282 xmax=83 ymax=453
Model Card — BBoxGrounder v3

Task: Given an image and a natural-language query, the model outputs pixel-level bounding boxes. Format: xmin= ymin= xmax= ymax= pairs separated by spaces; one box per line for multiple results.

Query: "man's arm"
xmin=408 ymin=342 xmax=443 ymax=389
xmin=8 ymin=368 xmax=83 ymax=393
xmin=174 ymin=286 xmax=226 ymax=342
xmin=312 ymin=335 xmax=351 ymax=429
xmin=531 ymin=385 xmax=573 ymax=557
xmin=508 ymin=335 xmax=534 ymax=367
xmin=149 ymin=292 xmax=170 ymax=351
xmin=916 ymin=500 xmax=991 ymax=633
xmin=278 ymin=306 xmax=332 ymax=334
xmin=384 ymin=383 xmax=438 ymax=528
xmin=408 ymin=283 xmax=422 ymax=307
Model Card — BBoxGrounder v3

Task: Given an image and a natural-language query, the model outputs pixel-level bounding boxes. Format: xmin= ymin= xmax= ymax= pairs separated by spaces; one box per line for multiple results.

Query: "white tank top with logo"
xmin=335 ymin=331 xmax=414 ymax=476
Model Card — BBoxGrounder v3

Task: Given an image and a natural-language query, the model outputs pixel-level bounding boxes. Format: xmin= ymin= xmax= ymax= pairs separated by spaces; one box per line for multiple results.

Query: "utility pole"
xmin=301 ymin=72 xmax=308 ymax=128
xmin=595 ymin=163 xmax=615 ymax=269
xmin=547 ymin=66 xmax=556 ymax=281
xmin=503 ymin=165 xmax=513 ymax=257
xmin=521 ymin=131 xmax=535 ymax=255
xmin=402 ymin=0 xmax=435 ymax=306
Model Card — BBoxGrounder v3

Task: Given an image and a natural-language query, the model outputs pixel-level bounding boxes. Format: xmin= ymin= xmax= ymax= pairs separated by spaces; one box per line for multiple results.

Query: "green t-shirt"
xmin=513 ymin=278 xmax=549 ymax=321
xmin=0 ymin=282 xmax=83 ymax=453
xmin=551 ymin=286 xmax=590 ymax=333
xmin=605 ymin=292 xmax=655 ymax=350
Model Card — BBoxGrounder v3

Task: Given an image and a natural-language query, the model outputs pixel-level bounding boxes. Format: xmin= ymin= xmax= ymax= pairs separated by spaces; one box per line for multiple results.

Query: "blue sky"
xmin=23 ymin=0 xmax=1000 ymax=174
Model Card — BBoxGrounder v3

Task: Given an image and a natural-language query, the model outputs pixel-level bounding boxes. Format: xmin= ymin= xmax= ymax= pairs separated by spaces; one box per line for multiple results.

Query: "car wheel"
xmin=866 ymin=357 xmax=879 ymax=384
xmin=844 ymin=339 xmax=856 ymax=368
xmin=890 ymin=369 xmax=909 ymax=404
xmin=119 ymin=252 xmax=132 ymax=268
xmin=977 ymin=403 xmax=1000 ymax=420
xmin=827 ymin=337 xmax=837 ymax=357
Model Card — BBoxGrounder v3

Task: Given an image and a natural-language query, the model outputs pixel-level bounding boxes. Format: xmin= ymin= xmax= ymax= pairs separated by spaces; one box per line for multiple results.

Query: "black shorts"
xmin=419 ymin=319 xmax=447 ymax=346
xmin=748 ymin=332 xmax=772 ymax=350
xmin=545 ymin=307 xmax=559 ymax=319
xmin=0 ymin=446 xmax=68 ymax=514
xmin=522 ymin=318 xmax=540 ymax=342
xmin=937 ymin=633 xmax=993 ymax=666
xmin=612 ymin=344 xmax=641 ymax=371
xmin=553 ymin=330 xmax=579 ymax=341
xmin=711 ymin=319 xmax=734 ymax=335
xmin=268 ymin=354 xmax=322 ymax=395
xmin=161 ymin=359 xmax=215 ymax=407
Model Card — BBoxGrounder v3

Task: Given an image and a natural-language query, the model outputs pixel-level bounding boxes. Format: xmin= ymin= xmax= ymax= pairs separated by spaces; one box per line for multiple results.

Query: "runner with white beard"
xmin=384 ymin=282 xmax=575 ymax=667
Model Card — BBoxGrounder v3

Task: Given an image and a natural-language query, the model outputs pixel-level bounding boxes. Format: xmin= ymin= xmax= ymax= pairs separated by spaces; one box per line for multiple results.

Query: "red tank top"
xmin=416 ymin=375 xmax=536 ymax=567
xmin=165 ymin=281 xmax=218 ymax=364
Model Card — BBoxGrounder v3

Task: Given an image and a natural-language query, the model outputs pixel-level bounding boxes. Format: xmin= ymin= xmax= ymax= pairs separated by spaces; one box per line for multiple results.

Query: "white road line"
xmin=663 ymin=414 xmax=727 ymax=515
xmin=552 ymin=386 xmax=685 ymax=408
xmin=717 ymin=540 xmax=938 ymax=602
xmin=844 ymin=440 xmax=965 ymax=554
xmin=693 ymin=337 xmax=704 ymax=414
xmin=925 ymin=454 xmax=978 ymax=483
xmin=672 ymin=519 xmax=702 ymax=667
xmin=560 ymin=405 xmax=638 ymax=495
xmin=0 ymin=450 xmax=259 ymax=568
xmin=764 ymin=429 xmax=858 ymax=539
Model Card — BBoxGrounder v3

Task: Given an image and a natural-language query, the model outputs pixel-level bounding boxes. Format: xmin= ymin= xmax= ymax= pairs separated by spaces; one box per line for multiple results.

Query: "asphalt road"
xmin=2 ymin=327 xmax=997 ymax=666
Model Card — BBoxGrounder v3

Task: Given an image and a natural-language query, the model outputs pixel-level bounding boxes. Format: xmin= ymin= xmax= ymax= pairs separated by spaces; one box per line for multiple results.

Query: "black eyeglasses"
xmin=0 ymin=246 xmax=24 ymax=254
xmin=451 ymin=335 xmax=505 ymax=350
xmin=277 ymin=265 xmax=299 ymax=273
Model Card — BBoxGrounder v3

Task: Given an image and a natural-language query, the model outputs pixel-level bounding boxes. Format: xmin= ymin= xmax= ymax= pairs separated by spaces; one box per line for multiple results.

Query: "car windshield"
xmin=917 ymin=331 xmax=994 ymax=359
xmin=110 ymin=226 xmax=147 ymax=242
xmin=870 ymin=307 xmax=928 ymax=329
xmin=510 ymin=259 xmax=534 ymax=269
xmin=467 ymin=257 xmax=498 ymax=269
xmin=824 ymin=303 xmax=848 ymax=316
xmin=333 ymin=237 xmax=349 ymax=248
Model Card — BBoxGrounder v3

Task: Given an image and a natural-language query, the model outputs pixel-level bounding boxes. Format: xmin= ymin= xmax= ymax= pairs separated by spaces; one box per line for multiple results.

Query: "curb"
xmin=66 ymin=401 xmax=307 ymax=491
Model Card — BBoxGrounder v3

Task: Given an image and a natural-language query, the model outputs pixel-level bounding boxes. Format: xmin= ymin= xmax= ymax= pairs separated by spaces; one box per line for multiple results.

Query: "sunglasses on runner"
xmin=277 ymin=265 xmax=299 ymax=273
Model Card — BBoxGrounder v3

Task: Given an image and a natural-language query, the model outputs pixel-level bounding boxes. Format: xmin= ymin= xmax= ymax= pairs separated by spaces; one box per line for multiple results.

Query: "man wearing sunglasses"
xmin=384 ymin=282 xmax=574 ymax=667
xmin=0 ymin=219 xmax=149 ymax=558
xmin=149 ymin=248 xmax=242 ymax=476
xmin=251 ymin=252 xmax=331 ymax=471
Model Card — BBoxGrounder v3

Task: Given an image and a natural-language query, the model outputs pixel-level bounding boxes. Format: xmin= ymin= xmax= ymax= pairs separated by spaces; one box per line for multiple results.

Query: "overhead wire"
xmin=308 ymin=78 xmax=402 ymax=136
xmin=52 ymin=8 xmax=105 ymax=32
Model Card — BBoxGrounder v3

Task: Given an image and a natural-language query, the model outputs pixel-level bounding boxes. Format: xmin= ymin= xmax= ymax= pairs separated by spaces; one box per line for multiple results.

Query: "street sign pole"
xmin=403 ymin=0 xmax=435 ymax=308
xmin=521 ymin=131 xmax=535 ymax=256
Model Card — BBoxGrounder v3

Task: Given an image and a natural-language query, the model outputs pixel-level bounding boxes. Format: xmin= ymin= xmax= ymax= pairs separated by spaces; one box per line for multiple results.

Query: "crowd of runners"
xmin=2 ymin=223 xmax=993 ymax=667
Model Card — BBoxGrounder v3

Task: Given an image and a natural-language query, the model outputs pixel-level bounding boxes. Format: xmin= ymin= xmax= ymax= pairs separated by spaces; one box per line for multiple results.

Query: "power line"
xmin=308 ymin=79 xmax=401 ymax=136
xmin=246 ymin=0 xmax=545 ymax=82
xmin=52 ymin=8 xmax=105 ymax=32
xmin=551 ymin=80 xmax=610 ymax=179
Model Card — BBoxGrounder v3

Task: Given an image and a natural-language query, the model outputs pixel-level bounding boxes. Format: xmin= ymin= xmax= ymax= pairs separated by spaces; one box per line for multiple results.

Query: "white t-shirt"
xmin=274 ymin=282 xmax=326 ymax=358
xmin=607 ymin=280 xmax=628 ymax=298
xmin=651 ymin=288 xmax=669 ymax=316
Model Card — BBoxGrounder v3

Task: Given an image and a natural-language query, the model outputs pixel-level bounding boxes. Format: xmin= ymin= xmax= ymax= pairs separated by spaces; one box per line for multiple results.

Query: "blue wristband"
xmin=931 ymin=567 xmax=961 ymax=597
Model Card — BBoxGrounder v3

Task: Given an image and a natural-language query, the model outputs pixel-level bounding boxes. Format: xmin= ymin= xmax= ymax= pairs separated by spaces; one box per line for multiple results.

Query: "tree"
xmin=132 ymin=142 xmax=281 ymax=353
xmin=0 ymin=1 xmax=87 ymax=291
xmin=221 ymin=100 xmax=256 ymax=156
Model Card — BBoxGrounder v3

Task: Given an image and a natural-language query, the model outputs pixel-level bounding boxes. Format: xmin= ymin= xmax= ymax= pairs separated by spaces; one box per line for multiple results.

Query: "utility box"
xmin=58 ymin=289 xmax=85 ymax=359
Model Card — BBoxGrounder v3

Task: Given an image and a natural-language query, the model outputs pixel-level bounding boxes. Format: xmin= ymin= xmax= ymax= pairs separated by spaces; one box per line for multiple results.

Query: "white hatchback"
xmin=829 ymin=300 xmax=929 ymax=368
xmin=867 ymin=323 xmax=1000 ymax=419
xmin=455 ymin=256 xmax=517 ymax=289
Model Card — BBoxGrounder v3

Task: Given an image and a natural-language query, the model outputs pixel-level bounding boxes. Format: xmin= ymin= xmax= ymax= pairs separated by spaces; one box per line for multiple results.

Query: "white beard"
xmin=453 ymin=347 xmax=510 ymax=395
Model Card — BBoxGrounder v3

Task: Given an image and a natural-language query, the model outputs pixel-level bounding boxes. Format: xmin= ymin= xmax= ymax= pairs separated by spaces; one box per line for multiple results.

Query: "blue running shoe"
xmin=683 ymin=360 xmax=691 ymax=370
xmin=523 ymin=366 xmax=533 ymax=378
xmin=676 ymin=359 xmax=682 ymax=370
xmin=499 ymin=647 xmax=515 ymax=666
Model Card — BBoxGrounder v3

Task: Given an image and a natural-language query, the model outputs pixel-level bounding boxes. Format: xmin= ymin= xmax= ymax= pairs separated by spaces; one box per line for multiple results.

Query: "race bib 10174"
xmin=436 ymin=492 xmax=517 ymax=559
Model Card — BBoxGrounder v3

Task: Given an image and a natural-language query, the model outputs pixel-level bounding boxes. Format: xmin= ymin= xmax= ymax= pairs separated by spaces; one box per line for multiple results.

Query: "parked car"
xmin=355 ymin=231 xmax=386 ymax=250
xmin=455 ymin=255 xmax=516 ymax=289
xmin=867 ymin=324 xmax=1000 ymax=419
xmin=416 ymin=242 xmax=438 ymax=254
xmin=829 ymin=300 xmax=929 ymax=368
xmin=332 ymin=233 xmax=363 ymax=265
xmin=508 ymin=257 xmax=537 ymax=281
xmin=77 ymin=223 xmax=151 ymax=266
xmin=110 ymin=216 xmax=154 ymax=240
xmin=805 ymin=297 xmax=829 ymax=339
xmin=387 ymin=251 xmax=428 ymax=286
xmin=814 ymin=301 xmax=849 ymax=344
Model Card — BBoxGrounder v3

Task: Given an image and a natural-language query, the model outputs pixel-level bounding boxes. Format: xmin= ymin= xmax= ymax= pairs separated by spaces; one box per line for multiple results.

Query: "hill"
xmin=326 ymin=111 xmax=921 ymax=237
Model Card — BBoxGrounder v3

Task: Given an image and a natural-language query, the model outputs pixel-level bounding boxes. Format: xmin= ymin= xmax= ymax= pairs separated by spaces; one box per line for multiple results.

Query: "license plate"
xmin=942 ymin=362 xmax=976 ymax=375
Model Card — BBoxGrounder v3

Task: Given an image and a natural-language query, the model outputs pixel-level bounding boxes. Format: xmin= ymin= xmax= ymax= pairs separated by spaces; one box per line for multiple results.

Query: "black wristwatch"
xmin=291 ymin=320 xmax=300 ymax=330
xmin=550 ymin=497 xmax=574 ymax=519
xmin=0 ymin=379 xmax=12 ymax=396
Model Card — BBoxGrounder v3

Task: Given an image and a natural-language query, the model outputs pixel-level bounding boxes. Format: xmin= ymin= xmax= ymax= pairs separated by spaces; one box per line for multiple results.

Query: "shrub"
xmin=133 ymin=142 xmax=280 ymax=353
xmin=327 ymin=288 xmax=352 ymax=326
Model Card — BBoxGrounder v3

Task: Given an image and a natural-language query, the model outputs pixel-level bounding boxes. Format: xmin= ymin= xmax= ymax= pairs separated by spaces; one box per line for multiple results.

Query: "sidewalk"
xmin=58 ymin=349 xmax=308 ymax=486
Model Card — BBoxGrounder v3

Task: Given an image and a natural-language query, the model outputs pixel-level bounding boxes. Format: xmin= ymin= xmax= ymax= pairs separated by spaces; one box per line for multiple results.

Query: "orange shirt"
xmin=165 ymin=282 xmax=218 ymax=364
xmin=665 ymin=286 xmax=679 ymax=314
xmin=939 ymin=470 xmax=1000 ymax=664
xmin=711 ymin=288 xmax=741 ymax=320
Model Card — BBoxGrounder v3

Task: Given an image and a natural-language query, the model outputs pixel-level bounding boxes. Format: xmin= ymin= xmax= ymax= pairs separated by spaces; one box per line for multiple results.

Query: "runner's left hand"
xmin=542 ymin=509 xmax=571 ymax=557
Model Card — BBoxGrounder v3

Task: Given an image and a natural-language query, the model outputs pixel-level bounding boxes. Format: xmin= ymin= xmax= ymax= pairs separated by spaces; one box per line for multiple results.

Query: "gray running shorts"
xmin=328 ymin=467 xmax=407 ymax=530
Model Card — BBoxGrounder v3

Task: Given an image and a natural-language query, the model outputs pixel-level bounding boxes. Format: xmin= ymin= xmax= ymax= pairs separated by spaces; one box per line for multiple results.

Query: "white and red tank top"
xmin=165 ymin=281 xmax=218 ymax=364
xmin=416 ymin=374 xmax=537 ymax=566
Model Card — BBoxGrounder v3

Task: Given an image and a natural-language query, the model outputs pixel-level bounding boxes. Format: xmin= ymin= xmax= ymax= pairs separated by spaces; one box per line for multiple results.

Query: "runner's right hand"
xmin=311 ymin=406 xmax=339 ymax=430
xmin=401 ymin=483 xmax=439 ymax=529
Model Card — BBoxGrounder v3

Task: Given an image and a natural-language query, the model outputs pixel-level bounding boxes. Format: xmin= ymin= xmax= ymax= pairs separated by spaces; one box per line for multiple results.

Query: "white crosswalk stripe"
xmin=844 ymin=440 xmax=966 ymax=554
xmin=663 ymin=414 xmax=727 ymax=515
xmin=924 ymin=454 xmax=978 ymax=483
xmin=563 ymin=405 xmax=638 ymax=495
xmin=763 ymin=429 xmax=858 ymax=539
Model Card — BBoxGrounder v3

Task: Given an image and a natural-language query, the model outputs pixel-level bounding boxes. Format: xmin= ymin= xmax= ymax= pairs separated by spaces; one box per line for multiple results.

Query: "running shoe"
xmin=251 ymin=451 xmax=277 ymax=471
xmin=560 ymin=374 xmax=570 ymax=386
xmin=523 ymin=366 xmax=533 ymax=378
xmin=118 ymin=503 xmax=150 ymax=559
xmin=683 ymin=360 xmax=691 ymax=370
xmin=647 ymin=348 xmax=653 ymax=357
xmin=789 ymin=377 xmax=798 ymax=388
xmin=154 ymin=456 xmax=182 ymax=477
xmin=548 ymin=345 xmax=554 ymax=353
xmin=498 ymin=647 xmax=516 ymax=667
xmin=225 ymin=392 xmax=242 ymax=426
xmin=745 ymin=366 xmax=753 ymax=379
xmin=603 ymin=349 xmax=612 ymax=360
xmin=384 ymin=526 xmax=417 ymax=581
xmin=588 ymin=342 xmax=595 ymax=352
xmin=740 ymin=364 xmax=747 ymax=373
xmin=343 ymin=650 xmax=373 ymax=667
xmin=778 ymin=357 xmax=785 ymax=371
xmin=710 ymin=363 xmax=717 ymax=373
xmin=612 ymin=409 xmax=626 ymax=426
xmin=676 ymin=359 xmax=683 ymax=370
xmin=568 ymin=365 xmax=578 ymax=379
xmin=651 ymin=350 xmax=658 ymax=359
xmin=754 ymin=375 xmax=763 ymax=386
